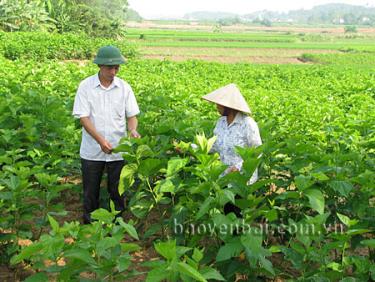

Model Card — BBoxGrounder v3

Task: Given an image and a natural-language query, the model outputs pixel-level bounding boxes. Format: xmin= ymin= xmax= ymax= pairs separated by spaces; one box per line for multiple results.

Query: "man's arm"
xmin=80 ymin=117 xmax=113 ymax=154
xmin=127 ymin=116 xmax=141 ymax=138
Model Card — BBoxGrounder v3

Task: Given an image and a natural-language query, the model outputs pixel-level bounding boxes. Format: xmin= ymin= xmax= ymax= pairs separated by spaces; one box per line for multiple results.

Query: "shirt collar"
xmin=228 ymin=112 xmax=246 ymax=127
xmin=93 ymin=73 xmax=120 ymax=90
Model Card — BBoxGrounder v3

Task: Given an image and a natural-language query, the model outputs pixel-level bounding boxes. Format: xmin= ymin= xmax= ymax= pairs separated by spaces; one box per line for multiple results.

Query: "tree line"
xmin=0 ymin=0 xmax=130 ymax=37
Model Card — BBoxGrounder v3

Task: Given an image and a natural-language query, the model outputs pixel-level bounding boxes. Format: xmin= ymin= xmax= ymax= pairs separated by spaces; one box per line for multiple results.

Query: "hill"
xmin=183 ymin=3 xmax=375 ymax=25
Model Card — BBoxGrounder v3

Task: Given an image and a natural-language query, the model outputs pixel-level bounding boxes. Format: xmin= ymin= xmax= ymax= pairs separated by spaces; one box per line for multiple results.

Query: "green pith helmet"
xmin=93 ymin=45 xmax=126 ymax=65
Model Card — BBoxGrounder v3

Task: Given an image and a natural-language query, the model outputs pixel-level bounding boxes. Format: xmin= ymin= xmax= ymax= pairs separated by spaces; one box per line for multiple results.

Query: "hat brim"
xmin=93 ymin=57 xmax=126 ymax=65
xmin=202 ymin=95 xmax=251 ymax=114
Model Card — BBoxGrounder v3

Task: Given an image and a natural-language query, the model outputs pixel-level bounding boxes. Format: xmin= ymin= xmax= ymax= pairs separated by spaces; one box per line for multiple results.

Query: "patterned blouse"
xmin=211 ymin=112 xmax=262 ymax=184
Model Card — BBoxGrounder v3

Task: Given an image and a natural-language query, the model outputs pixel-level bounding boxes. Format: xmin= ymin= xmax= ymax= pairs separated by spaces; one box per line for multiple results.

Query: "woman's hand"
xmin=228 ymin=166 xmax=239 ymax=173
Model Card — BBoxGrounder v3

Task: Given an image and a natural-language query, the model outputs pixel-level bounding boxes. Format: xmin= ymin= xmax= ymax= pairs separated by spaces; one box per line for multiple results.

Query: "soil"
xmin=141 ymin=47 xmax=339 ymax=64
xmin=143 ymin=54 xmax=308 ymax=64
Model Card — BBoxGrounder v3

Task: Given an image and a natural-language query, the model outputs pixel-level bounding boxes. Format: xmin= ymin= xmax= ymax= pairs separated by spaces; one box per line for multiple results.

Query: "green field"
xmin=121 ymin=27 xmax=375 ymax=66
xmin=126 ymin=27 xmax=375 ymax=51
xmin=1 ymin=31 xmax=374 ymax=281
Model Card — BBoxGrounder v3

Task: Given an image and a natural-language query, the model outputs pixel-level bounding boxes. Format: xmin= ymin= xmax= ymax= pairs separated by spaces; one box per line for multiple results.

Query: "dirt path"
xmin=140 ymin=47 xmax=340 ymax=64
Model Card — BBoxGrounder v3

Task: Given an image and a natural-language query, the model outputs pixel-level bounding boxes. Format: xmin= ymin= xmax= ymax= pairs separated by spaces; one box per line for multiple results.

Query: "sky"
xmin=128 ymin=0 xmax=375 ymax=19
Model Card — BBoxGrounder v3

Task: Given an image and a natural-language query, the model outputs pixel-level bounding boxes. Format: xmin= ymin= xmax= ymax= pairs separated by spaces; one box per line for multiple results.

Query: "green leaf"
xmin=91 ymin=208 xmax=114 ymax=224
xmin=176 ymin=246 xmax=192 ymax=258
xmin=337 ymin=213 xmax=358 ymax=227
xmin=112 ymin=142 xmax=132 ymax=154
xmin=195 ymin=133 xmax=216 ymax=153
xmin=200 ymin=267 xmax=225 ymax=281
xmin=216 ymin=240 xmax=243 ymax=262
xmin=260 ymin=256 xmax=275 ymax=275
xmin=195 ymin=197 xmax=214 ymax=220
xmin=121 ymin=243 xmax=141 ymax=252
xmin=118 ymin=163 xmax=138 ymax=196
xmin=269 ymin=245 xmax=282 ymax=253
xmin=10 ymin=242 xmax=44 ymax=264
xmin=24 ymin=272 xmax=48 ymax=282
xmin=340 ymin=278 xmax=356 ymax=282
xmin=96 ymin=237 xmax=118 ymax=256
xmin=145 ymin=265 xmax=168 ymax=282
xmin=327 ymin=262 xmax=341 ymax=271
xmin=136 ymin=144 xmax=154 ymax=159
xmin=166 ymin=158 xmax=189 ymax=177
xmin=304 ymin=189 xmax=325 ymax=215
xmin=143 ymin=223 xmax=162 ymax=239
xmin=47 ymin=214 xmax=59 ymax=233
xmin=361 ymin=239 xmax=375 ymax=248
xmin=138 ymin=158 xmax=163 ymax=178
xmin=241 ymin=233 xmax=268 ymax=257
xmin=130 ymin=199 xmax=153 ymax=218
xmin=177 ymin=262 xmax=207 ymax=282
xmin=117 ymin=254 xmax=132 ymax=272
xmin=295 ymin=175 xmax=314 ymax=191
xmin=221 ymin=189 xmax=235 ymax=205
xmin=311 ymin=172 xmax=329 ymax=181
xmin=346 ymin=229 xmax=370 ymax=236
xmin=118 ymin=219 xmax=139 ymax=240
xmin=206 ymin=136 xmax=217 ymax=153
xmin=154 ymin=240 xmax=176 ymax=260
xmin=192 ymin=248 xmax=203 ymax=263
xmin=329 ymin=181 xmax=353 ymax=197
xmin=64 ymin=248 xmax=97 ymax=265
xmin=158 ymin=179 xmax=175 ymax=194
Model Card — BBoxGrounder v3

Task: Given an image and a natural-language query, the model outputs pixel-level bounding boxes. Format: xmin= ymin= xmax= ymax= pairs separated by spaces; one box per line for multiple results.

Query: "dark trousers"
xmin=81 ymin=158 xmax=125 ymax=224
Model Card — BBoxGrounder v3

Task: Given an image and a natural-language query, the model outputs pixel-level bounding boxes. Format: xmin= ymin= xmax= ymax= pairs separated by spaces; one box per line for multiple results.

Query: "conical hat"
xmin=202 ymin=83 xmax=251 ymax=114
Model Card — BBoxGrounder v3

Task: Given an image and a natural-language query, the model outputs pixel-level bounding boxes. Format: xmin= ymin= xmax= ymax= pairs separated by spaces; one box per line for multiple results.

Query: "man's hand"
xmin=129 ymin=129 xmax=141 ymax=138
xmin=127 ymin=116 xmax=140 ymax=138
xmin=99 ymin=139 xmax=113 ymax=154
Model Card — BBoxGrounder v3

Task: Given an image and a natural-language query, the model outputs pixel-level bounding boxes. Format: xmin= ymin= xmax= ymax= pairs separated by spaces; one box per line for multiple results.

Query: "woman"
xmin=202 ymin=83 xmax=262 ymax=184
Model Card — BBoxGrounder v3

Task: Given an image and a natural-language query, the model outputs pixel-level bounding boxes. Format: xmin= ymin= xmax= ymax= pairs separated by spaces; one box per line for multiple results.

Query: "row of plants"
xmin=0 ymin=47 xmax=374 ymax=280
xmin=300 ymin=52 xmax=375 ymax=67
xmin=0 ymin=32 xmax=137 ymax=61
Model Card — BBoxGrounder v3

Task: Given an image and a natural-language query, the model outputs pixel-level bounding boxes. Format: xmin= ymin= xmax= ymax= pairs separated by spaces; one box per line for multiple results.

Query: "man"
xmin=73 ymin=45 xmax=140 ymax=224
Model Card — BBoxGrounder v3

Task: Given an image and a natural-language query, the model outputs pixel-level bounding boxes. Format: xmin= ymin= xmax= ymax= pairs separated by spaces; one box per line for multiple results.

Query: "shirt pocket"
xmin=111 ymin=95 xmax=125 ymax=118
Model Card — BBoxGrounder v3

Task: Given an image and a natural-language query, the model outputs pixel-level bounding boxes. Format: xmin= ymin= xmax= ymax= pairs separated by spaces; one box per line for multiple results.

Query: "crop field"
xmin=0 ymin=30 xmax=374 ymax=281
xmin=125 ymin=25 xmax=375 ymax=64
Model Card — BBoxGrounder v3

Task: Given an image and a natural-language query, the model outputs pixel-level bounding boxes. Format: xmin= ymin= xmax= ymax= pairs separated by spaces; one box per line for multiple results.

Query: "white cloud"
xmin=128 ymin=0 xmax=375 ymax=19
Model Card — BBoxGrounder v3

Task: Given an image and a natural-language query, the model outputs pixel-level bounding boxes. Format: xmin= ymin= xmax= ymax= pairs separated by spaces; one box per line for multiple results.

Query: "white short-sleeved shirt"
xmin=211 ymin=112 xmax=262 ymax=184
xmin=72 ymin=74 xmax=140 ymax=162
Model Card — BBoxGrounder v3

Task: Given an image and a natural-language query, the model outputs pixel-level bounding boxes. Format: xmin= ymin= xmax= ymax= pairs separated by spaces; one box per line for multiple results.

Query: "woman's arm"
xmin=246 ymin=118 xmax=262 ymax=147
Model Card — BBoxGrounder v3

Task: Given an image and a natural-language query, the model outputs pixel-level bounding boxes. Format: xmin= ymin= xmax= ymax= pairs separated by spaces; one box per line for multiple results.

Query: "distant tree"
xmin=343 ymin=13 xmax=358 ymax=25
xmin=0 ymin=0 xmax=129 ymax=36
xmin=125 ymin=8 xmax=142 ymax=22
xmin=260 ymin=19 xmax=272 ymax=27
xmin=345 ymin=25 xmax=357 ymax=33
xmin=213 ymin=24 xmax=222 ymax=33
xmin=217 ymin=17 xmax=241 ymax=26
xmin=0 ymin=0 xmax=54 ymax=31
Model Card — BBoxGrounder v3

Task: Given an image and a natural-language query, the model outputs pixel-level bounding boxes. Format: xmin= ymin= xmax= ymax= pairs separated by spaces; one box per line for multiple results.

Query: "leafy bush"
xmin=345 ymin=25 xmax=357 ymax=33
xmin=0 ymin=0 xmax=130 ymax=37
xmin=11 ymin=212 xmax=141 ymax=281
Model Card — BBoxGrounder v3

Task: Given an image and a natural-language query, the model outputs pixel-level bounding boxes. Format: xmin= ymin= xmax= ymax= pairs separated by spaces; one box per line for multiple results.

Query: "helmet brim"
xmin=93 ymin=57 xmax=126 ymax=65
